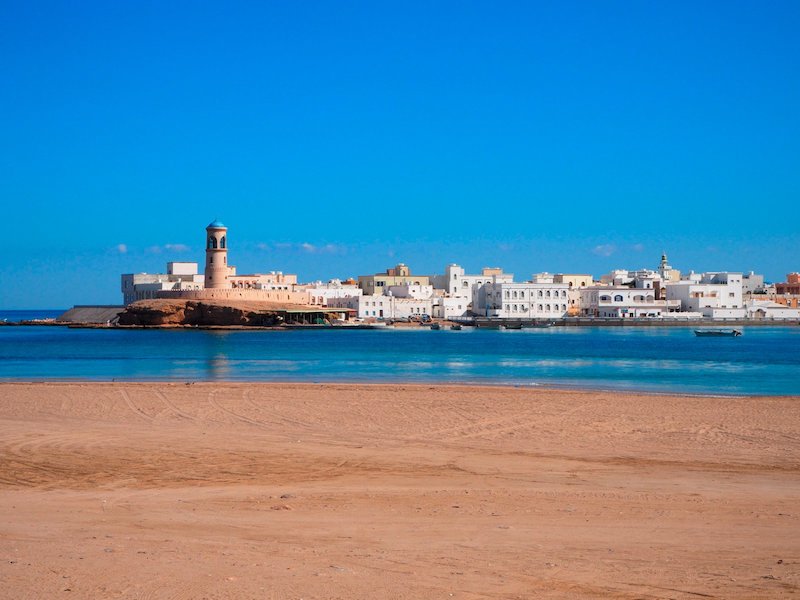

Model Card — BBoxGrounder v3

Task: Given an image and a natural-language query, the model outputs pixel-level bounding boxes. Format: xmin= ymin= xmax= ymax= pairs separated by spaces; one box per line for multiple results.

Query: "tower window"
xmin=220 ymin=236 xmax=226 ymax=249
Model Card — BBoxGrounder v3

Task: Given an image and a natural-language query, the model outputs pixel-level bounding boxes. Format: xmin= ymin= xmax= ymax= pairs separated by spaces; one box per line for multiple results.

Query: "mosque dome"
xmin=206 ymin=219 xmax=226 ymax=229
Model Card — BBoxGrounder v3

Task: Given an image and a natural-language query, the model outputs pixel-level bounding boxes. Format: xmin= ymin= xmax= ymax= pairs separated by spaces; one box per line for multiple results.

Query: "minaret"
xmin=658 ymin=251 xmax=671 ymax=279
xmin=204 ymin=219 xmax=228 ymax=289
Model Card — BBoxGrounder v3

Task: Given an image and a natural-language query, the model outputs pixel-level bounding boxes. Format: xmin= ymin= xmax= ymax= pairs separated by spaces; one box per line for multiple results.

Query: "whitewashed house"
xmin=666 ymin=272 xmax=745 ymax=318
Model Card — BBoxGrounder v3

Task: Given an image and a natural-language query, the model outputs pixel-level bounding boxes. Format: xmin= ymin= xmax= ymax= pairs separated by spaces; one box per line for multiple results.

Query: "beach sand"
xmin=0 ymin=382 xmax=798 ymax=599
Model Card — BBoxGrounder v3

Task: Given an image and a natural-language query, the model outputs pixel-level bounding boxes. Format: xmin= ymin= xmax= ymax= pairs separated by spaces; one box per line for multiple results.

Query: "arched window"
xmin=562 ymin=304 xmax=567 ymax=311
xmin=220 ymin=236 xmax=226 ymax=249
xmin=505 ymin=291 xmax=510 ymax=299
xmin=520 ymin=291 xmax=525 ymax=299
xmin=614 ymin=295 xmax=624 ymax=302
xmin=561 ymin=291 xmax=567 ymax=298
xmin=538 ymin=291 xmax=543 ymax=298
xmin=600 ymin=295 xmax=611 ymax=302
xmin=208 ymin=237 xmax=216 ymax=249
xmin=646 ymin=295 xmax=654 ymax=303
xmin=512 ymin=291 xmax=517 ymax=299
xmin=546 ymin=304 xmax=551 ymax=311
xmin=545 ymin=291 xmax=551 ymax=298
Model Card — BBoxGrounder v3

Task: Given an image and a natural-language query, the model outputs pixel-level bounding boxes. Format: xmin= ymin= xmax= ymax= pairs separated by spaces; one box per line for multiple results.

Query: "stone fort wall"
xmin=156 ymin=289 xmax=310 ymax=304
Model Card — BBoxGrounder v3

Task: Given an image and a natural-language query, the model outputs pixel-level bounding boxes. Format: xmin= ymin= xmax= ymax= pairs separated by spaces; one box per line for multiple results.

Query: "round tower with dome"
xmin=204 ymin=219 xmax=229 ymax=289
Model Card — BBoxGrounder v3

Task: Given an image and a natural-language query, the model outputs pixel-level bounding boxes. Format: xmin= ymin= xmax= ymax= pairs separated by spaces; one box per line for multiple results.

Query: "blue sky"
xmin=1 ymin=1 xmax=798 ymax=308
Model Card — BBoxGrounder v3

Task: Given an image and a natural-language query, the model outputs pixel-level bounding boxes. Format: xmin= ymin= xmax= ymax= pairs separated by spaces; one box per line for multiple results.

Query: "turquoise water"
xmin=1 ymin=325 xmax=799 ymax=395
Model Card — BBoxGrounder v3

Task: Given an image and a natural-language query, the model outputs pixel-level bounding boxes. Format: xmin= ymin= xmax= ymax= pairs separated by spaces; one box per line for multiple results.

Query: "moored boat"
xmin=694 ymin=329 xmax=742 ymax=337
xmin=450 ymin=324 xmax=462 ymax=331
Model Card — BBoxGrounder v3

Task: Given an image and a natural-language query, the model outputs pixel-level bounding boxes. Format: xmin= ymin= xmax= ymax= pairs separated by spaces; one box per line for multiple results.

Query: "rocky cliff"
xmin=117 ymin=299 xmax=296 ymax=327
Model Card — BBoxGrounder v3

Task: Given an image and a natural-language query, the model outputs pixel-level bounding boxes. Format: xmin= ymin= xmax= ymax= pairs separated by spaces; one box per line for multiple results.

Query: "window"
xmin=538 ymin=291 xmax=543 ymax=298
xmin=614 ymin=295 xmax=623 ymax=302
xmin=546 ymin=291 xmax=551 ymax=298
xmin=520 ymin=291 xmax=525 ymax=299
xmin=546 ymin=304 xmax=551 ymax=311
xmin=220 ymin=236 xmax=226 ymax=249
xmin=538 ymin=304 xmax=543 ymax=311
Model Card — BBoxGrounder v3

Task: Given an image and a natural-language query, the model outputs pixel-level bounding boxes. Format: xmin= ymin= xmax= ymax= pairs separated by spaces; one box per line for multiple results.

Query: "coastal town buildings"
xmin=358 ymin=264 xmax=430 ymax=296
xmin=120 ymin=220 xmax=306 ymax=305
xmin=119 ymin=221 xmax=796 ymax=323
xmin=327 ymin=294 xmax=433 ymax=319
xmin=665 ymin=272 xmax=745 ymax=318
xmin=297 ymin=280 xmax=362 ymax=306
xmin=551 ymin=274 xmax=593 ymax=315
xmin=580 ymin=286 xmax=682 ymax=318
xmin=776 ymin=273 xmax=800 ymax=296
xmin=473 ymin=281 xmax=571 ymax=319
xmin=121 ymin=262 xmax=204 ymax=304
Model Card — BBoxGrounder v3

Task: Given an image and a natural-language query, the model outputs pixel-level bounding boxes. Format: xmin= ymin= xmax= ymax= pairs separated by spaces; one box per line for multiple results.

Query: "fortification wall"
xmin=156 ymin=289 xmax=309 ymax=304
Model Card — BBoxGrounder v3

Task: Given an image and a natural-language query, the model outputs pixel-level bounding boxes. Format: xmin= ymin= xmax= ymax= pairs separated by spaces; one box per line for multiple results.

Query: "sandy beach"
xmin=0 ymin=382 xmax=798 ymax=599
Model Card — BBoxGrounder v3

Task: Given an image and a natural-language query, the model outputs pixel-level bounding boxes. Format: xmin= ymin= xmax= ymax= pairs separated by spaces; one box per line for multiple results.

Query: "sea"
xmin=1 ymin=310 xmax=799 ymax=395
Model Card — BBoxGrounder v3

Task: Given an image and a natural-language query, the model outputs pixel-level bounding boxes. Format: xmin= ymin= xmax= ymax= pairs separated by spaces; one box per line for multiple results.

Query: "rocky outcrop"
xmin=117 ymin=299 xmax=290 ymax=327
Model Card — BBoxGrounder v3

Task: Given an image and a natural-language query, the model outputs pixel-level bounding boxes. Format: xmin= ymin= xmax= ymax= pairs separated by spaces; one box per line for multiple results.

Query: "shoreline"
xmin=1 ymin=379 xmax=798 ymax=400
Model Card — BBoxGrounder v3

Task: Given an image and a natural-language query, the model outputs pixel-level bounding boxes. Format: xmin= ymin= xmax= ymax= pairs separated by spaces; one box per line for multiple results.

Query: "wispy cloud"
xmin=592 ymin=244 xmax=616 ymax=257
xmin=147 ymin=243 xmax=190 ymax=254
xmin=261 ymin=242 xmax=346 ymax=255
xmin=632 ymin=243 xmax=644 ymax=252
xmin=115 ymin=243 xmax=128 ymax=254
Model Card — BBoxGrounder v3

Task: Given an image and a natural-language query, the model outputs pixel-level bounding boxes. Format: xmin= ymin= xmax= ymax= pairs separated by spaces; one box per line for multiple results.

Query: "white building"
xmin=386 ymin=284 xmax=434 ymax=300
xmin=432 ymin=296 xmax=470 ymax=319
xmin=121 ymin=262 xmax=205 ymax=304
xmin=328 ymin=294 xmax=433 ymax=320
xmin=742 ymin=271 xmax=766 ymax=295
xmin=430 ymin=264 xmax=513 ymax=298
xmin=297 ymin=280 xmax=362 ymax=306
xmin=473 ymin=282 xmax=570 ymax=319
xmin=666 ymin=272 xmax=745 ymax=318
xmin=580 ymin=286 xmax=681 ymax=318
xmin=745 ymin=300 xmax=800 ymax=320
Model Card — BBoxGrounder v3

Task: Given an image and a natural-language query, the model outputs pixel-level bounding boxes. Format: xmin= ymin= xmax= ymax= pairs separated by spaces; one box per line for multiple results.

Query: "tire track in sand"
xmin=119 ymin=388 xmax=156 ymax=423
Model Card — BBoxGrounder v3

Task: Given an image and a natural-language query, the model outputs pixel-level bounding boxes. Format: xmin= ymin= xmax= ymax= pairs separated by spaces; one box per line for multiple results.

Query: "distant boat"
xmin=530 ymin=322 xmax=554 ymax=328
xmin=450 ymin=324 xmax=462 ymax=331
xmin=430 ymin=322 xmax=441 ymax=330
xmin=694 ymin=329 xmax=742 ymax=337
xmin=502 ymin=322 xmax=523 ymax=330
